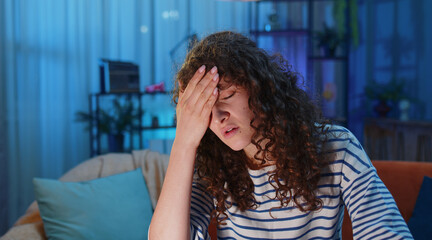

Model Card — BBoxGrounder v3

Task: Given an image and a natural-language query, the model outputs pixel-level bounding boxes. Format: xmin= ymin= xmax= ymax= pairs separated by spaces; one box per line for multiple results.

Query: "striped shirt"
xmin=190 ymin=126 xmax=413 ymax=239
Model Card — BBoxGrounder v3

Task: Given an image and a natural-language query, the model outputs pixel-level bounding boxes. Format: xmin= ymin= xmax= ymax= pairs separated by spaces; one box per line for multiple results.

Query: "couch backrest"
xmin=372 ymin=160 xmax=432 ymax=221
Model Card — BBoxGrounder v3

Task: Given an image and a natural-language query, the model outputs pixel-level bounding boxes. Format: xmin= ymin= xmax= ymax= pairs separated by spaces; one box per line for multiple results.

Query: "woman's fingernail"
xmin=213 ymin=73 xmax=219 ymax=81
xmin=211 ymin=66 xmax=217 ymax=74
xmin=199 ymin=65 xmax=206 ymax=73
xmin=213 ymin=87 xmax=219 ymax=95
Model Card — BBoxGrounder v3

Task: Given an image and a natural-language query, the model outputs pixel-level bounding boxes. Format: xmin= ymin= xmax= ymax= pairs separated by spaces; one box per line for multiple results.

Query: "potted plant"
xmin=364 ymin=78 xmax=407 ymax=118
xmin=76 ymin=98 xmax=143 ymax=152
xmin=314 ymin=23 xmax=344 ymax=57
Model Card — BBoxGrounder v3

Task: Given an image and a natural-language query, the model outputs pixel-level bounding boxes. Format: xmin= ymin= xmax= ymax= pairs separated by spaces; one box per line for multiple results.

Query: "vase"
xmin=108 ymin=133 xmax=125 ymax=152
xmin=374 ymin=100 xmax=391 ymax=118
xmin=321 ymin=46 xmax=337 ymax=57
xmin=398 ymin=99 xmax=410 ymax=121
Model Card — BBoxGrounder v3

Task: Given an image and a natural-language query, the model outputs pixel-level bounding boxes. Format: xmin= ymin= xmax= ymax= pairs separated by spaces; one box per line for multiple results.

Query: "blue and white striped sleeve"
xmin=338 ymin=128 xmax=413 ymax=239
xmin=190 ymin=171 xmax=214 ymax=240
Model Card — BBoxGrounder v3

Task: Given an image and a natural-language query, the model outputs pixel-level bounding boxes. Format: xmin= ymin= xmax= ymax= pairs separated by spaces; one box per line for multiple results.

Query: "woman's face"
xmin=209 ymin=79 xmax=258 ymax=158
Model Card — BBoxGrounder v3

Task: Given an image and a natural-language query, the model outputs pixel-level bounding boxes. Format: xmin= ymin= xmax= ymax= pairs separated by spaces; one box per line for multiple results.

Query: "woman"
xmin=149 ymin=31 xmax=412 ymax=239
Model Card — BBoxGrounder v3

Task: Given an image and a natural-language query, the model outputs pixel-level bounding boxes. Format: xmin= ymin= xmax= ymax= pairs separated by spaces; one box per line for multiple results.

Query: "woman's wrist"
xmin=173 ymin=131 xmax=202 ymax=150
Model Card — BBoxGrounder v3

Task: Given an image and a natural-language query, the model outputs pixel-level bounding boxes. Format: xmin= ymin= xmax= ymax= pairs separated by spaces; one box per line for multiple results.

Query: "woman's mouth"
xmin=223 ymin=127 xmax=239 ymax=138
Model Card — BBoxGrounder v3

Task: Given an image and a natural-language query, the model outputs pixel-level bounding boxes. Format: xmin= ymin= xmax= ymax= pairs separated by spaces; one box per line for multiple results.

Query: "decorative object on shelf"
xmin=373 ymin=100 xmax=392 ymax=118
xmin=108 ymin=134 xmax=125 ymax=153
xmin=145 ymin=82 xmax=165 ymax=93
xmin=151 ymin=116 xmax=159 ymax=128
xmin=75 ymin=98 xmax=143 ymax=152
xmin=99 ymin=59 xmax=140 ymax=93
xmin=264 ymin=8 xmax=280 ymax=32
xmin=364 ymin=78 xmax=407 ymax=118
xmin=399 ymin=99 xmax=411 ymax=121
xmin=314 ymin=23 xmax=344 ymax=57
xmin=322 ymin=81 xmax=337 ymax=118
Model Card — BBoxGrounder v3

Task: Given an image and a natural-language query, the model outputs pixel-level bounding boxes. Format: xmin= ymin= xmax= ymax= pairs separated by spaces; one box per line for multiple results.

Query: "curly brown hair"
xmin=173 ymin=31 xmax=332 ymax=222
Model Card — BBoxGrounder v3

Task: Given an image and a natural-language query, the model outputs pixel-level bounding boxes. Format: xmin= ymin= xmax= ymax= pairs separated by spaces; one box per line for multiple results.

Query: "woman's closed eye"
xmin=221 ymin=91 xmax=236 ymax=100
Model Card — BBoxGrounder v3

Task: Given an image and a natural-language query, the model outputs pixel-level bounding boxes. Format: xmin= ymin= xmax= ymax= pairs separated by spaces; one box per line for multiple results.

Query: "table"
xmin=363 ymin=118 xmax=432 ymax=161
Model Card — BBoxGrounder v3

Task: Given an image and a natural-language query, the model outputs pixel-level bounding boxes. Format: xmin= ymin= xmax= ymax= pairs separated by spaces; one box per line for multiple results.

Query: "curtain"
xmin=0 ymin=0 xmax=251 ymax=231
xmin=418 ymin=0 xmax=432 ymax=120
xmin=0 ymin=11 xmax=8 ymax=231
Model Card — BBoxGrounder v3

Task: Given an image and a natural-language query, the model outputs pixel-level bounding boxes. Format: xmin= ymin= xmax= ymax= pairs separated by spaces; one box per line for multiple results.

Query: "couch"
xmin=1 ymin=150 xmax=170 ymax=240
xmin=1 ymin=150 xmax=431 ymax=240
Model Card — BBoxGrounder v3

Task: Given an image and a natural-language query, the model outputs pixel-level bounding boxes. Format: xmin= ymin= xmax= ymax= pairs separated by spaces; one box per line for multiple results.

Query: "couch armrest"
xmin=0 ymin=223 xmax=46 ymax=240
xmin=0 ymin=202 xmax=46 ymax=240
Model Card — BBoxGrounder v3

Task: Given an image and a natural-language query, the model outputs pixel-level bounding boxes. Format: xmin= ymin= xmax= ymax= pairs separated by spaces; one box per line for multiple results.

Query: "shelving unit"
xmin=249 ymin=0 xmax=350 ymax=125
xmin=88 ymin=91 xmax=175 ymax=156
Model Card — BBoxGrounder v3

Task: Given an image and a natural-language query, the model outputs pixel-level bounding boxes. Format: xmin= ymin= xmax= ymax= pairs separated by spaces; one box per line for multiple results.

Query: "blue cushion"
xmin=408 ymin=176 xmax=432 ymax=240
xmin=33 ymin=168 xmax=153 ymax=240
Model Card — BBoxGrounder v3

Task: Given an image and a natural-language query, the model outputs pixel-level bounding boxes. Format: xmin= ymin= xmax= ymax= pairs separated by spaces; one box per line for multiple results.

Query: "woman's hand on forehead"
xmin=175 ymin=65 xmax=220 ymax=148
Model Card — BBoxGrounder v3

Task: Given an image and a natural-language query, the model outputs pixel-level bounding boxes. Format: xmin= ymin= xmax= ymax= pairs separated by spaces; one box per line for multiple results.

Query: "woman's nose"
xmin=211 ymin=106 xmax=229 ymax=125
